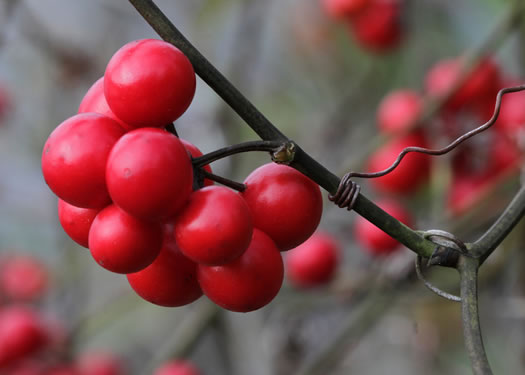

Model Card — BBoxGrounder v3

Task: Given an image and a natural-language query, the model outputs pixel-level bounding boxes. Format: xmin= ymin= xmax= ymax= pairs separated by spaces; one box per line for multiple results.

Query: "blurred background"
xmin=0 ymin=0 xmax=525 ymax=374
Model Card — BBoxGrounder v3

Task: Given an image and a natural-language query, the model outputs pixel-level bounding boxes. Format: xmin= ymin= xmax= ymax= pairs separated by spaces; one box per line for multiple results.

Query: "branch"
xmin=458 ymin=256 xmax=493 ymax=375
xmin=127 ymin=0 xmax=437 ymax=259
xmin=470 ymin=185 xmax=525 ymax=263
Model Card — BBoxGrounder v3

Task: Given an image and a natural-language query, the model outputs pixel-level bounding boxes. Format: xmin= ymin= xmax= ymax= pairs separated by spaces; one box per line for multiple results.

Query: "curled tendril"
xmin=330 ymin=85 xmax=525 ymax=212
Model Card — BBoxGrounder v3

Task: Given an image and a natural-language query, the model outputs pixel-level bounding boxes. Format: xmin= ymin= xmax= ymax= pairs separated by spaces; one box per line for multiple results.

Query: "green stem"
xmin=127 ymin=0 xmax=436 ymax=258
xmin=458 ymin=256 xmax=493 ymax=375
xmin=470 ymin=185 xmax=525 ymax=264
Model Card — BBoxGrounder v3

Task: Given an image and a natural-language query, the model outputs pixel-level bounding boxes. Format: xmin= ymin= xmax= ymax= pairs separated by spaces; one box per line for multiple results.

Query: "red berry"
xmin=377 ymin=89 xmax=422 ymax=134
xmin=46 ymin=365 xmax=78 ymax=375
xmin=78 ymin=77 xmax=131 ymax=131
xmin=127 ymin=226 xmax=202 ymax=307
xmin=88 ymin=205 xmax=163 ymax=274
xmin=104 ymin=39 xmax=196 ymax=128
xmin=322 ymin=0 xmax=370 ymax=19
xmin=76 ymin=351 xmax=124 ymax=375
xmin=354 ymin=199 xmax=411 ymax=255
xmin=198 ymin=229 xmax=284 ymax=312
xmin=241 ymin=163 xmax=323 ymax=251
xmin=42 ymin=113 xmax=125 ymax=209
xmin=349 ymin=0 xmax=402 ymax=53
xmin=153 ymin=360 xmax=200 ymax=375
xmin=0 ymin=255 xmax=48 ymax=301
xmin=0 ymin=84 xmax=12 ymax=124
xmin=175 ymin=186 xmax=253 ymax=265
xmin=425 ymin=57 xmax=501 ymax=111
xmin=285 ymin=231 xmax=340 ymax=288
xmin=57 ymin=199 xmax=100 ymax=248
xmin=0 ymin=306 xmax=48 ymax=368
xmin=367 ymin=132 xmax=431 ymax=194
xmin=179 ymin=139 xmax=213 ymax=187
xmin=106 ymin=128 xmax=193 ymax=220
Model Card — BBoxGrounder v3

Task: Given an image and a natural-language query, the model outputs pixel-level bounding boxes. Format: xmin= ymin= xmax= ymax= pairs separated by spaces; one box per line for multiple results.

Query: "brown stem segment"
xmin=458 ymin=256 xmax=493 ymax=375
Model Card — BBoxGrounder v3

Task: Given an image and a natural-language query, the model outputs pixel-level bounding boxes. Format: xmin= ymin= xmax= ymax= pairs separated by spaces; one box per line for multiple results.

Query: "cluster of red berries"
xmin=322 ymin=0 xmax=403 ymax=53
xmin=352 ymin=56 xmax=524 ymax=255
xmin=0 ymin=253 xmax=130 ymax=374
xmin=425 ymin=57 xmax=523 ymax=215
xmin=42 ymin=39 xmax=328 ymax=312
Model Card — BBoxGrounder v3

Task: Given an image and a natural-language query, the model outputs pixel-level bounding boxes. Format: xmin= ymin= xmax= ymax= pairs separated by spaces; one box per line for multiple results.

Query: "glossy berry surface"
xmin=127 ymin=226 xmax=202 ymax=307
xmin=354 ymin=199 xmax=412 ymax=255
xmin=367 ymin=132 xmax=431 ymax=194
xmin=198 ymin=229 xmax=284 ymax=312
xmin=154 ymin=360 xmax=200 ymax=375
xmin=106 ymin=128 xmax=193 ymax=220
xmin=286 ymin=231 xmax=340 ymax=288
xmin=322 ymin=0 xmax=370 ymax=19
xmin=0 ymin=306 xmax=48 ymax=368
xmin=241 ymin=163 xmax=322 ymax=251
xmin=0 ymin=255 xmax=48 ymax=301
xmin=377 ymin=89 xmax=422 ymax=134
xmin=78 ymin=77 xmax=131 ymax=131
xmin=104 ymin=39 xmax=196 ymax=128
xmin=42 ymin=113 xmax=125 ymax=209
xmin=88 ymin=204 xmax=163 ymax=274
xmin=349 ymin=0 xmax=402 ymax=52
xmin=175 ymin=186 xmax=253 ymax=265
xmin=57 ymin=199 xmax=100 ymax=248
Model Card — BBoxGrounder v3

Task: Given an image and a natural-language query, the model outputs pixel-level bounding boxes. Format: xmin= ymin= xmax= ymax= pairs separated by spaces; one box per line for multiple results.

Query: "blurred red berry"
xmin=367 ymin=132 xmax=431 ymax=194
xmin=377 ymin=89 xmax=423 ymax=134
xmin=425 ymin=57 xmax=501 ymax=111
xmin=322 ymin=0 xmax=370 ymax=19
xmin=0 ymin=255 xmax=48 ymax=301
xmin=348 ymin=0 xmax=402 ymax=53
xmin=286 ymin=231 xmax=340 ymax=288
xmin=0 ymin=306 xmax=48 ymax=368
xmin=76 ymin=351 xmax=124 ymax=375
xmin=153 ymin=360 xmax=200 ymax=375
xmin=354 ymin=199 xmax=411 ymax=255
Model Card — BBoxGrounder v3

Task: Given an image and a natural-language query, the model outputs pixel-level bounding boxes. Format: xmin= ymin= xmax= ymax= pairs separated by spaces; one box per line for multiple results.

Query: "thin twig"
xmin=193 ymin=140 xmax=286 ymax=167
xmin=470 ymin=185 xmax=525 ymax=263
xmin=200 ymin=170 xmax=246 ymax=192
xmin=458 ymin=256 xmax=493 ymax=375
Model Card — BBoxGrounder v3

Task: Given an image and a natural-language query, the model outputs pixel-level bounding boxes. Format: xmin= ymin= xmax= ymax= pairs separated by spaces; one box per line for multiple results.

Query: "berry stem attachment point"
xmin=165 ymin=123 xmax=178 ymax=137
xmin=193 ymin=140 xmax=293 ymax=167
xmin=199 ymin=170 xmax=246 ymax=192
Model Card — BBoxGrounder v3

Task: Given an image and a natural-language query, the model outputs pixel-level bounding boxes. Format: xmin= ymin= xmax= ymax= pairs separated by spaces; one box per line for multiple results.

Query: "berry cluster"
xmin=42 ymin=39 xmax=325 ymax=312
xmin=0 ymin=253 xmax=128 ymax=374
xmin=322 ymin=0 xmax=403 ymax=53
xmin=353 ymin=56 xmax=524 ymax=255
